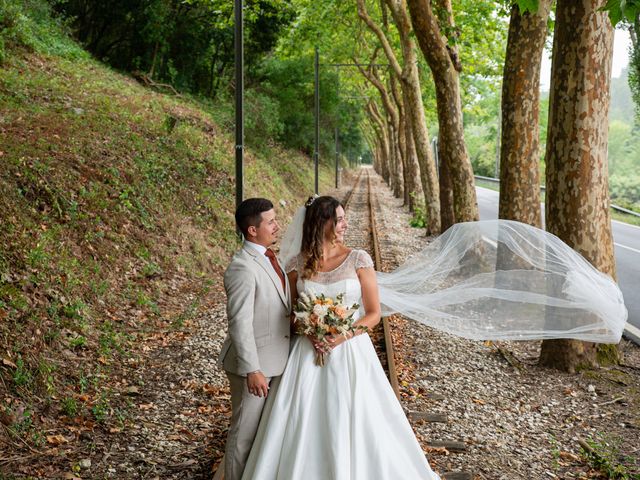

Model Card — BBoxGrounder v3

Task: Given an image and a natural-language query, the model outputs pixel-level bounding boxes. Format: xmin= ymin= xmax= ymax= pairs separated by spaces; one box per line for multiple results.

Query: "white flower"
xmin=313 ymin=303 xmax=328 ymax=317
xmin=299 ymin=292 xmax=311 ymax=307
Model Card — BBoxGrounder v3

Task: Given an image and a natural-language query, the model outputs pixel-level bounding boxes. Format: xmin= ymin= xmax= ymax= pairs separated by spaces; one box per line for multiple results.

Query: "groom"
xmin=219 ymin=198 xmax=291 ymax=480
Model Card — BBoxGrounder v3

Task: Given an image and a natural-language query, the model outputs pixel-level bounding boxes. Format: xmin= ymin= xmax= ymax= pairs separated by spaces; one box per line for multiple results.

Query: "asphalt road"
xmin=476 ymin=187 xmax=640 ymax=341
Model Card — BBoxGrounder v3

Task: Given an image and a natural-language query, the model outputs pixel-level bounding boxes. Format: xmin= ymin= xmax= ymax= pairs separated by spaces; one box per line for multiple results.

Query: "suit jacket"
xmin=218 ymin=243 xmax=291 ymax=377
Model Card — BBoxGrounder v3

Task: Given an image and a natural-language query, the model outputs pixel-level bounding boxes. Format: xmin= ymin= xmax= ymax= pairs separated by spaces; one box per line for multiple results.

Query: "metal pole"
xmin=234 ymin=0 xmax=244 ymax=209
xmin=335 ymin=126 xmax=339 ymax=188
xmin=314 ymin=47 xmax=320 ymax=194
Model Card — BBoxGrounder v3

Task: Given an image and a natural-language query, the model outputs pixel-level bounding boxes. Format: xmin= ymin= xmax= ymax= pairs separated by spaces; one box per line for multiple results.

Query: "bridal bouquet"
xmin=293 ymin=291 xmax=364 ymax=366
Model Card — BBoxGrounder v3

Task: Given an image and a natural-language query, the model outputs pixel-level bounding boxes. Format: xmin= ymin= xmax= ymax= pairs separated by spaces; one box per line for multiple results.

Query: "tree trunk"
xmin=406 ymin=0 xmax=478 ymax=225
xmin=149 ymin=41 xmax=160 ymax=79
xmin=373 ymin=140 xmax=382 ymax=174
xmin=390 ymin=73 xmax=407 ymax=199
xmin=357 ymin=61 xmax=401 ymax=192
xmin=498 ymin=1 xmax=551 ymax=227
xmin=438 ymin=144 xmax=455 ymax=230
xmin=394 ymin=142 xmax=404 ymax=197
xmin=401 ymin=89 xmax=421 ymax=211
xmin=539 ymin=0 xmax=619 ymax=372
xmin=357 ymin=0 xmax=441 ymax=234
xmin=367 ymin=103 xmax=392 ymax=185
xmin=389 ymin=0 xmax=440 ymax=231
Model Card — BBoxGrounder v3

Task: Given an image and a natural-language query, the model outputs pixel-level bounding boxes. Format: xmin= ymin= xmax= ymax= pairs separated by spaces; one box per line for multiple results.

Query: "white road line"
xmin=612 ymin=219 xmax=640 ymax=232
xmin=614 ymin=242 xmax=640 ymax=255
xmin=482 ymin=235 xmax=498 ymax=249
xmin=624 ymin=322 xmax=640 ymax=345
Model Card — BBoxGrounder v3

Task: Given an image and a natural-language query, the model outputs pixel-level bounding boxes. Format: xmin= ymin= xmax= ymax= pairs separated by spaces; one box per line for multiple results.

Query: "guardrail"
xmin=474 ymin=175 xmax=640 ymax=219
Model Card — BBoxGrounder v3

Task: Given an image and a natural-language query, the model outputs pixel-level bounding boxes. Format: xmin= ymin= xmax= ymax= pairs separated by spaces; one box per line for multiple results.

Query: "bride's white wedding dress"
xmin=241 ymin=250 xmax=440 ymax=480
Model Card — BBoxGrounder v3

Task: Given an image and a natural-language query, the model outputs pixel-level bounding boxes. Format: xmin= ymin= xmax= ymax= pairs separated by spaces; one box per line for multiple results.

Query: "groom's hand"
xmin=247 ymin=371 xmax=269 ymax=397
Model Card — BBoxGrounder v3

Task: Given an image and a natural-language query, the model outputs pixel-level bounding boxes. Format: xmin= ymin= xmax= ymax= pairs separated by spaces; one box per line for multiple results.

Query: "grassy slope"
xmin=0 ymin=2 xmax=337 ymax=462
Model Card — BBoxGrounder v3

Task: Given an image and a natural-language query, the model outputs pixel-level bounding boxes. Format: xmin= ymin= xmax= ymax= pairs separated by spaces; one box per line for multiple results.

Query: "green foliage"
xmin=601 ymin=0 xmax=640 ymax=26
xmin=91 ymin=392 xmax=109 ymax=423
xmin=465 ymin=124 xmax=498 ymax=177
xmin=581 ymin=433 xmax=636 ymax=479
xmin=409 ymin=208 xmax=427 ymax=229
xmin=13 ymin=355 xmax=33 ymax=388
xmin=601 ymin=2 xmax=640 ymax=123
xmin=408 ymin=194 xmax=428 ymax=228
xmin=609 ymin=70 xmax=636 ymax=123
xmin=515 ymin=0 xmax=539 ymax=14
xmin=68 ymin=335 xmax=86 ymax=349
xmin=98 ymin=320 xmax=128 ymax=355
xmin=610 ymin=174 xmax=640 ymax=209
xmin=0 ymin=0 xmax=86 ymax=60
xmin=608 ymin=118 xmax=640 ymax=211
xmin=631 ymin=43 xmax=640 ymax=125
xmin=245 ymin=87 xmax=285 ymax=141
xmin=0 ymin=3 xmax=339 ymax=463
xmin=8 ymin=408 xmax=45 ymax=447
xmin=61 ymin=396 xmax=78 ymax=417
xmin=252 ymin=55 xmax=367 ymax=160
xmin=37 ymin=358 xmax=56 ymax=396
xmin=455 ymin=0 xmax=508 ymax=80
xmin=53 ymin=0 xmax=295 ymax=97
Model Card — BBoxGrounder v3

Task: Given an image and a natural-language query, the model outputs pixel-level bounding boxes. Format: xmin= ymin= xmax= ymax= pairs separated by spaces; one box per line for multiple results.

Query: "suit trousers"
xmin=224 ymin=371 xmax=280 ymax=480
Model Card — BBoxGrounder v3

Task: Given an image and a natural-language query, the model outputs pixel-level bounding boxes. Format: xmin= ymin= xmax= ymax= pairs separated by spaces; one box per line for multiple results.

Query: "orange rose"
xmin=333 ymin=306 xmax=346 ymax=318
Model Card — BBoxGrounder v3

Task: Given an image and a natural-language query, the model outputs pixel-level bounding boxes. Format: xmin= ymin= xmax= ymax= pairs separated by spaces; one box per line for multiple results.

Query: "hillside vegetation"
xmin=0 ymin=1 xmax=338 ymax=470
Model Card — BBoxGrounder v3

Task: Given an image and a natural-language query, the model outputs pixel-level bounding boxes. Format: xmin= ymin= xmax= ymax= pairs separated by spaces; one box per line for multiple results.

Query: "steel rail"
xmin=366 ymin=171 xmax=401 ymax=401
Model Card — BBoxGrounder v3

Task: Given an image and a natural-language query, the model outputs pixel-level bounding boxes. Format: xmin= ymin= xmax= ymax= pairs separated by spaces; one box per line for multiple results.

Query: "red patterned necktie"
xmin=265 ymin=248 xmax=286 ymax=291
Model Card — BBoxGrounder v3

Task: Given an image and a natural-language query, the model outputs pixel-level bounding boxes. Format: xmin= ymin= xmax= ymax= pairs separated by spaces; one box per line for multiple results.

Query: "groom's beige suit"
xmin=219 ymin=242 xmax=291 ymax=480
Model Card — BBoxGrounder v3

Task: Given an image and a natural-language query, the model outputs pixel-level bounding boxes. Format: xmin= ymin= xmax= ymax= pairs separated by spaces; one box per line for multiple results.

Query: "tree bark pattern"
xmin=539 ymin=0 xmax=618 ymax=372
xmin=406 ymin=0 xmax=478 ymax=225
xmin=358 ymin=0 xmax=441 ymax=233
xmin=498 ymin=1 xmax=551 ymax=227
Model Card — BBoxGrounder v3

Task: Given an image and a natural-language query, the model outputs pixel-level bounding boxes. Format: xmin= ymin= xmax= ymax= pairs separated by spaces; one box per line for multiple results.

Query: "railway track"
xmin=342 ymin=167 xmax=473 ymax=480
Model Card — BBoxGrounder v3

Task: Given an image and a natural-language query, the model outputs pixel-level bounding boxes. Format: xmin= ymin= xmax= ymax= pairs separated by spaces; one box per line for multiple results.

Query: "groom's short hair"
xmin=235 ymin=198 xmax=274 ymax=237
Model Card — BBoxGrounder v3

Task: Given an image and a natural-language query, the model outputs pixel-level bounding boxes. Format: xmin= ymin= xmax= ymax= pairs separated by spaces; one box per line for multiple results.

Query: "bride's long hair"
xmin=300 ymin=196 xmax=341 ymax=279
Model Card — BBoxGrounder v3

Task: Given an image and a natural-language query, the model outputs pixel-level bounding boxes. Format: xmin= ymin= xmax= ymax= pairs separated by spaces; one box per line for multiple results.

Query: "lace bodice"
xmin=285 ymin=250 xmax=374 ymax=314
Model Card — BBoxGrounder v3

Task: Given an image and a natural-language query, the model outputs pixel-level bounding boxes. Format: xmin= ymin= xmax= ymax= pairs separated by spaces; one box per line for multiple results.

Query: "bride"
xmin=241 ymin=195 xmax=441 ymax=479
xmin=241 ymin=193 xmax=627 ymax=479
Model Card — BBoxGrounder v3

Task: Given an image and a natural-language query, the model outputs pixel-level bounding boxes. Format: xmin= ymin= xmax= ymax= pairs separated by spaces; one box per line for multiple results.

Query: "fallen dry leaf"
xmin=559 ymin=451 xmax=581 ymax=462
xmin=2 ymin=358 xmax=16 ymax=369
xmin=46 ymin=434 xmax=69 ymax=445
xmin=202 ymin=384 xmax=217 ymax=394
xmin=424 ymin=446 xmax=449 ymax=455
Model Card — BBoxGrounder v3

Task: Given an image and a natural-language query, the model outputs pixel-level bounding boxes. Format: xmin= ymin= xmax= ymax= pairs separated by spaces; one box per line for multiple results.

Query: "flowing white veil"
xmin=279 ymin=208 xmax=627 ymax=344
xmin=279 ymin=205 xmax=307 ymax=268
